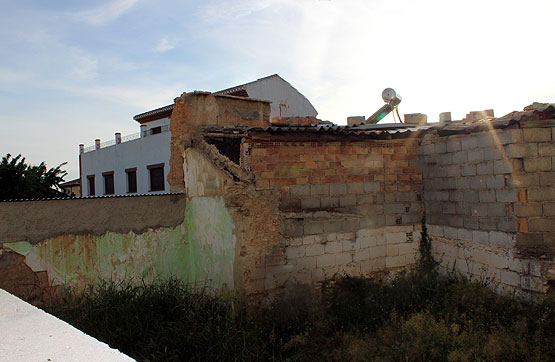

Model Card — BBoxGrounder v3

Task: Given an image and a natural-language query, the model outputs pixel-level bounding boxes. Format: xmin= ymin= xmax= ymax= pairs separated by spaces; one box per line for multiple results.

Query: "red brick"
xmin=256 ymin=179 xmax=270 ymax=189
xmin=251 ymin=148 xmax=267 ymax=157
xmin=270 ymin=178 xmax=296 ymax=187
xmin=296 ymin=177 xmax=309 ymax=184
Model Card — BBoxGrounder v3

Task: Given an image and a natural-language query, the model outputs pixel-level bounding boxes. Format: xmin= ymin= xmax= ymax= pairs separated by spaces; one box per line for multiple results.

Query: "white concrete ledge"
xmin=0 ymin=289 xmax=135 ymax=362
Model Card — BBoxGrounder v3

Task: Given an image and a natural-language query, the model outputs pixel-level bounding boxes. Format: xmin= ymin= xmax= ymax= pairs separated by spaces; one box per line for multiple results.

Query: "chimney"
xmin=95 ymin=139 xmax=101 ymax=150
xmin=439 ymin=112 xmax=452 ymax=123
xmin=115 ymin=132 xmax=121 ymax=144
xmin=79 ymin=144 xmax=84 ymax=154
xmin=404 ymin=113 xmax=427 ymax=126
xmin=347 ymin=116 xmax=365 ymax=126
xmin=140 ymin=125 xmax=147 ymax=138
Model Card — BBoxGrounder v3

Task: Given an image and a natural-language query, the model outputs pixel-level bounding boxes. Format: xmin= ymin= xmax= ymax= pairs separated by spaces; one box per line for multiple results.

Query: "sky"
xmin=1 ymin=0 xmax=554 ymax=179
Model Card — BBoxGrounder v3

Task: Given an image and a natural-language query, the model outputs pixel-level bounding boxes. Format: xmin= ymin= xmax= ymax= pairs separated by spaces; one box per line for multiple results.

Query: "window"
xmin=151 ymin=126 xmax=162 ymax=135
xmin=126 ymin=168 xmax=137 ymax=193
xmin=87 ymin=175 xmax=95 ymax=196
xmin=147 ymin=163 xmax=165 ymax=191
xmin=102 ymin=171 xmax=114 ymax=195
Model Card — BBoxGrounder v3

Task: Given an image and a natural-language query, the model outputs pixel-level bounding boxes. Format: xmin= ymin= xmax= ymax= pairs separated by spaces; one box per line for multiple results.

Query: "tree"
xmin=0 ymin=154 xmax=68 ymax=200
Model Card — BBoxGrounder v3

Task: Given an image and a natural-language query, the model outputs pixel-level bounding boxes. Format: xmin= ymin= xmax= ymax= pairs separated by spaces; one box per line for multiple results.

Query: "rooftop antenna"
xmin=365 ymin=88 xmax=402 ymax=124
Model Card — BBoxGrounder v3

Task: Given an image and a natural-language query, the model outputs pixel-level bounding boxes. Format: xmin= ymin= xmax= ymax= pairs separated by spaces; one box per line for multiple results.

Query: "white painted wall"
xmin=80 ymin=131 xmax=171 ymax=196
xmin=142 ymin=116 xmax=170 ymax=133
xmin=243 ymin=76 xmax=318 ymax=121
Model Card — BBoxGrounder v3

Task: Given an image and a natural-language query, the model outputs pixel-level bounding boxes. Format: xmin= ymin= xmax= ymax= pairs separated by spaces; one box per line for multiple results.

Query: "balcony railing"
xmin=82 ymin=126 xmax=169 ymax=154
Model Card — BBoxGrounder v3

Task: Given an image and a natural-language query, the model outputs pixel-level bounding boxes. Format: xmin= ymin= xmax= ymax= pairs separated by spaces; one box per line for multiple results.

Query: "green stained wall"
xmin=3 ymin=197 xmax=235 ymax=291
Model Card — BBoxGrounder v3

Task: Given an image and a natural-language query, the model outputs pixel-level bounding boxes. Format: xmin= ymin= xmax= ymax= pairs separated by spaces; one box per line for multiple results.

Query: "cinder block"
xmin=500 ymin=269 xmax=521 ymax=287
xmin=461 ymin=136 xmax=479 ymax=150
xmin=306 ymin=243 xmax=325 ymax=256
xmin=468 ymin=149 xmax=484 ymax=163
xmin=339 ymin=195 xmax=357 ymax=207
xmin=316 ymin=254 xmax=336 ymax=268
xmin=528 ymin=217 xmax=555 ymax=232
xmin=524 ymin=157 xmax=552 ymax=172
xmin=457 ymin=228 xmax=473 ymax=241
xmin=508 ymin=173 xmax=539 ymax=187
xmin=371 ymin=245 xmax=387 ymax=258
xmin=476 ymin=161 xmax=494 ymax=175
xmin=336 ymin=252 xmax=353 ymax=265
xmin=528 ymin=187 xmax=555 ymax=201
xmin=361 ymin=257 xmax=386 ymax=272
xmin=446 ymin=165 xmax=461 ymax=177
xmin=543 ymin=202 xmax=555 ymax=216
xmin=479 ymin=190 xmax=496 ymax=203
xmin=311 ymin=183 xmax=330 ymax=196
xmin=304 ymin=221 xmax=324 ymax=235
xmin=496 ymin=189 xmax=516 ymax=203
xmin=446 ymin=138 xmax=462 ymax=152
xmin=487 ymin=203 xmax=507 ymax=217
xmin=303 ymin=235 xmax=324 ymax=245
xmin=301 ymin=197 xmax=320 ymax=209
xmin=290 ymin=184 xmax=310 ymax=197
xmin=359 ymin=235 xmax=377 ymax=249
xmin=387 ymin=244 xmax=399 ymax=256
xmin=523 ymin=128 xmax=552 ymax=142
xmin=281 ymin=219 xmax=304 ymax=237
xmin=330 ymin=183 xmax=347 ymax=195
xmin=435 ymin=142 xmax=447 ymax=153
xmin=496 ymin=129 xmax=522 ymax=144
xmin=285 ymin=246 xmax=305 ymax=259
xmin=539 ymin=172 xmax=555 ymax=186
xmin=461 ymin=164 xmax=476 ymax=176
xmin=538 ymin=142 xmax=555 ymax=156
xmin=469 ymin=176 xmax=488 ymax=189
xmin=464 ymin=217 xmax=480 ymax=230
xmin=479 ymin=217 xmax=497 ymax=230
xmin=497 ymin=218 xmax=516 ymax=233
xmin=476 ymin=132 xmax=495 ymax=148
xmin=342 ymin=239 xmax=359 ymax=251
xmin=515 ymin=203 xmax=542 ymax=217
xmin=472 ymin=230 xmax=489 ymax=244
xmin=504 ymin=143 xmax=538 ymax=158
xmin=456 ymin=177 xmax=470 ymax=189
xmin=443 ymin=226 xmax=459 ymax=239
xmin=486 ymin=175 xmax=505 ymax=188
xmin=386 ymin=255 xmax=406 ymax=268
xmin=364 ymin=181 xmax=380 ymax=192
xmin=483 ymin=147 xmax=502 ymax=161
xmin=321 ymin=196 xmax=340 ymax=208
xmin=493 ymin=160 xmax=511 ymax=174
xmin=452 ymin=151 xmax=468 ymax=163
xmin=324 ymin=219 xmax=344 ymax=233
xmin=489 ymin=231 xmax=511 ymax=245
xmin=428 ymin=224 xmax=444 ymax=237
xmin=347 ymin=182 xmax=364 ymax=194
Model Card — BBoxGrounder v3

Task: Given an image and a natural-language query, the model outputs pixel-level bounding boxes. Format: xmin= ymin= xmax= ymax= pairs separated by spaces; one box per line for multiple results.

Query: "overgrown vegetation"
xmin=48 ymin=269 xmax=554 ymax=361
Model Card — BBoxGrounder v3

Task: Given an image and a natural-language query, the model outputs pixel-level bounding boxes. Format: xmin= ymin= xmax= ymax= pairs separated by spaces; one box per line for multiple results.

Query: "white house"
xmin=79 ymin=74 xmax=317 ymax=196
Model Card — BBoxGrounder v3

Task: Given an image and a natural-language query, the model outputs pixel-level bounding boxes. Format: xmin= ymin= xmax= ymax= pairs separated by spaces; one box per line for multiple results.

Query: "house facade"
xmin=79 ymin=74 xmax=318 ymax=196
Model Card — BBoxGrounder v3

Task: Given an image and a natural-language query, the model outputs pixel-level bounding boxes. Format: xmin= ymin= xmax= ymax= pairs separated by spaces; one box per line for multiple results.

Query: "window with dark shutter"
xmin=103 ymin=172 xmax=114 ymax=195
xmin=87 ymin=175 xmax=95 ymax=196
xmin=126 ymin=168 xmax=137 ymax=193
xmin=148 ymin=164 xmax=165 ymax=191
xmin=151 ymin=126 xmax=162 ymax=135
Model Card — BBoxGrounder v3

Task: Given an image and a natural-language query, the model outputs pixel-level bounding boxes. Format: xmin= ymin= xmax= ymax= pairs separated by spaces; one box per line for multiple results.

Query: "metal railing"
xmin=82 ymin=127 xmax=169 ymax=154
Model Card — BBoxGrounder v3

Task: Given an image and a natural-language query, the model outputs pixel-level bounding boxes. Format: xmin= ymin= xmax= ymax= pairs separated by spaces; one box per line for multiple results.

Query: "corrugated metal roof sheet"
xmin=0 ymin=192 xmax=184 ymax=203
xmin=202 ymin=123 xmax=428 ymax=137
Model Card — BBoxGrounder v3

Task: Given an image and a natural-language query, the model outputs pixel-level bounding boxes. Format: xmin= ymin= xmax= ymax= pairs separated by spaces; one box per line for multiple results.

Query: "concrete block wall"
xmin=419 ymin=120 xmax=555 ymax=295
xmin=242 ymin=136 xmax=424 ymax=293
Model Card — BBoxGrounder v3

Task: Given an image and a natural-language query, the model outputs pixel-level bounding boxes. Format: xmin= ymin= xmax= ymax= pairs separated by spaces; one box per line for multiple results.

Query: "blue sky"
xmin=1 ymin=0 xmax=554 ymax=179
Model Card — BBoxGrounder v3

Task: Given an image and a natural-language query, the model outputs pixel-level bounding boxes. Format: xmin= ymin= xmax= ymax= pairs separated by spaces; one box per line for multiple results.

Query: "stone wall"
xmin=418 ymin=118 xmax=555 ymax=296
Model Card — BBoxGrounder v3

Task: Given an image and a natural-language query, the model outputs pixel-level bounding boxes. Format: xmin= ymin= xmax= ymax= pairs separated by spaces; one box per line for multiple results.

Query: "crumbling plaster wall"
xmin=0 ymin=194 xmax=236 ymax=305
xmin=168 ymin=92 xmax=271 ymax=193
xmin=418 ymin=119 xmax=555 ymax=296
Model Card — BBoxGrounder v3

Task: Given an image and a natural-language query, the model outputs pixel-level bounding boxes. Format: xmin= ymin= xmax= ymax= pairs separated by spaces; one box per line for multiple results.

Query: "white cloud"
xmin=154 ymin=36 xmax=178 ymax=52
xmin=0 ymin=69 xmax=33 ymax=84
xmin=76 ymin=0 xmax=141 ymax=25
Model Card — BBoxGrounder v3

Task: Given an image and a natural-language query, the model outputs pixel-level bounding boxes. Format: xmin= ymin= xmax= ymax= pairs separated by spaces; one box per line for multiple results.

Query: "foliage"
xmin=0 ymin=153 xmax=67 ymax=200
xmin=47 ymin=272 xmax=555 ymax=362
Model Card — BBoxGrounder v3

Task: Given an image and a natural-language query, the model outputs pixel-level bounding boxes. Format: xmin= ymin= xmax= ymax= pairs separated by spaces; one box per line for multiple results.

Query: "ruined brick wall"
xmin=240 ymin=132 xmax=424 ymax=296
xmin=418 ymin=120 xmax=555 ymax=295
xmin=168 ymin=92 xmax=271 ymax=192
